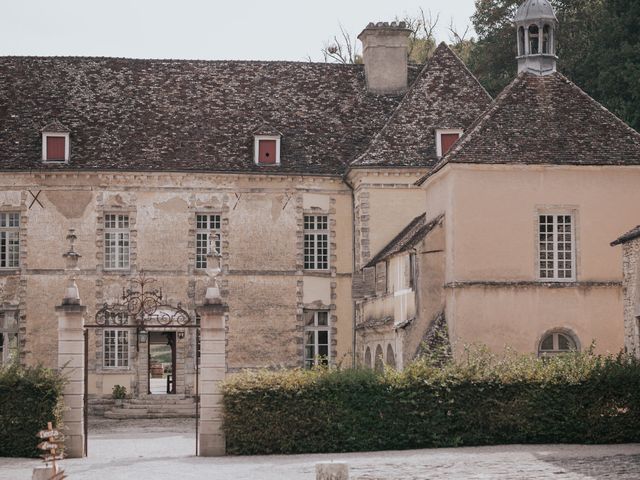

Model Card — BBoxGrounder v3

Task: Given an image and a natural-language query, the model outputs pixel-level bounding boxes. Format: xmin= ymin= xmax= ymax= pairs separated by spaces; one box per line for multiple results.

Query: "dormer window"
xmin=436 ymin=129 xmax=463 ymax=158
xmin=41 ymin=121 xmax=70 ymax=163
xmin=254 ymin=135 xmax=281 ymax=165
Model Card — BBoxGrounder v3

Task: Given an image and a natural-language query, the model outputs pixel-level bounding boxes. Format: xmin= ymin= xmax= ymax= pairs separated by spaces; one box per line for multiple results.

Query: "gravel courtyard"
xmin=2 ymin=418 xmax=640 ymax=479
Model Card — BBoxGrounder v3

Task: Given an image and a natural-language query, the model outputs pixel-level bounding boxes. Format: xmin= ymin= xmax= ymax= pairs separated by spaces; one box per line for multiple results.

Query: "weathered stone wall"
xmin=622 ymin=238 xmax=640 ymax=356
xmin=0 ymin=172 xmax=353 ymax=394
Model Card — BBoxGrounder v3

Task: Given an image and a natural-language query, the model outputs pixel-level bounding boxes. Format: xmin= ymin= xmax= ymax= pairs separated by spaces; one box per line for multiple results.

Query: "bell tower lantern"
xmin=515 ymin=0 xmax=558 ymax=75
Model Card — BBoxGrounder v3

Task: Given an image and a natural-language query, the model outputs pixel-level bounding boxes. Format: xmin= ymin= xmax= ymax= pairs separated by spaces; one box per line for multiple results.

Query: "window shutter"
xmin=440 ymin=133 xmax=460 ymax=156
xmin=46 ymin=136 xmax=66 ymax=161
xmin=375 ymin=261 xmax=387 ymax=295
xmin=258 ymin=140 xmax=277 ymax=164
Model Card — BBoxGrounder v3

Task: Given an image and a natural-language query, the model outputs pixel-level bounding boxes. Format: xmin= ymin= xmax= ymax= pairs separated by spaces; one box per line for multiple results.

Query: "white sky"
xmin=0 ymin=0 xmax=476 ymax=61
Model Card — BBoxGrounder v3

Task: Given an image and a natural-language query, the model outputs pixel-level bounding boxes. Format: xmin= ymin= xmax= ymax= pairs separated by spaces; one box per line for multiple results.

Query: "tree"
xmin=467 ymin=0 xmax=640 ymax=131
xmin=321 ymin=9 xmax=470 ymax=66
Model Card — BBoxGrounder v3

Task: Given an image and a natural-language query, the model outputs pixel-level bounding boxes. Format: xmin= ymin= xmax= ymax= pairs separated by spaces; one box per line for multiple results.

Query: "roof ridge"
xmin=0 ymin=55 xmax=365 ymax=67
xmin=415 ymin=72 xmax=528 ymax=185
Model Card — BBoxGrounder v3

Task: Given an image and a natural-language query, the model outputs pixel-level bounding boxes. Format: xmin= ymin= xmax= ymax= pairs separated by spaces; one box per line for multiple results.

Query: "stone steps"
xmin=102 ymin=395 xmax=197 ymax=419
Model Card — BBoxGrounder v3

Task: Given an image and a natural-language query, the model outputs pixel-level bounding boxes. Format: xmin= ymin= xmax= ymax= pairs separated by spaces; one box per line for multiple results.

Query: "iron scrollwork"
xmin=95 ymin=271 xmax=192 ymax=328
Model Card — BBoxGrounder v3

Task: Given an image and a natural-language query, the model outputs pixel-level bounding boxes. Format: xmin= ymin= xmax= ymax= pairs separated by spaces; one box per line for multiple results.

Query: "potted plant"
xmin=112 ymin=384 xmax=127 ymax=406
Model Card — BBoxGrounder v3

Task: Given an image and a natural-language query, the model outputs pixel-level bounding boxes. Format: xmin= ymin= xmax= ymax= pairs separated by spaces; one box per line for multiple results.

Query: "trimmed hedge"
xmin=222 ymin=349 xmax=640 ymax=455
xmin=0 ymin=364 xmax=65 ymax=457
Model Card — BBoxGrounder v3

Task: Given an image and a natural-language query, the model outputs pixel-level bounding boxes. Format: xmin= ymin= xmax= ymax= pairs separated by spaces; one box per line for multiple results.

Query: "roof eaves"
xmin=611 ymin=225 xmax=640 ymax=246
xmin=365 ymin=212 xmax=444 ymax=267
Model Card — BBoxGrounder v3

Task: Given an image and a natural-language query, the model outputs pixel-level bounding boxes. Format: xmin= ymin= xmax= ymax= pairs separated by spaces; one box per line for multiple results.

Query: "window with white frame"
xmin=104 ymin=214 xmax=130 ymax=270
xmin=103 ymin=328 xmax=129 ymax=368
xmin=436 ymin=128 xmax=463 ymax=158
xmin=254 ymin=135 xmax=281 ymax=165
xmin=538 ymin=213 xmax=575 ymax=280
xmin=538 ymin=330 xmax=578 ymax=357
xmin=42 ymin=132 xmax=70 ymax=163
xmin=0 ymin=212 xmax=20 ymax=269
xmin=304 ymin=311 xmax=330 ymax=368
xmin=196 ymin=214 xmax=221 ymax=269
xmin=304 ymin=215 xmax=329 ymax=270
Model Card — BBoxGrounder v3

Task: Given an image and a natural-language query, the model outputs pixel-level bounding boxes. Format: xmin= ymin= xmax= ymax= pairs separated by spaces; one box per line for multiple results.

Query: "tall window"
xmin=539 ymin=214 xmax=575 ymax=281
xmin=104 ymin=214 xmax=130 ymax=269
xmin=0 ymin=212 xmax=20 ymax=269
xmin=104 ymin=328 xmax=129 ymax=368
xmin=0 ymin=311 xmax=19 ymax=366
xmin=196 ymin=214 xmax=221 ymax=269
xmin=528 ymin=24 xmax=539 ymax=54
xmin=304 ymin=311 xmax=330 ymax=368
xmin=304 ymin=215 xmax=329 ymax=270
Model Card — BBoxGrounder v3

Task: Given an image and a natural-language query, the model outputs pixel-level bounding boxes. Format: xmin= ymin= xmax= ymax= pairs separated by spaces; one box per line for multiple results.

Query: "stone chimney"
xmin=358 ymin=21 xmax=412 ymax=95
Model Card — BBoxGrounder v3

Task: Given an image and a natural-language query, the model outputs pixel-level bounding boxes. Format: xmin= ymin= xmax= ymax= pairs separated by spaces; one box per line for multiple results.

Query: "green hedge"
xmin=222 ymin=349 xmax=640 ymax=455
xmin=0 ymin=364 xmax=65 ymax=457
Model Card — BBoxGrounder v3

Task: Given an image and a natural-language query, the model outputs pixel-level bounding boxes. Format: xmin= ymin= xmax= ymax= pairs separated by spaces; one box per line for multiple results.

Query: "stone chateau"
xmin=1 ymin=0 xmax=640 ymax=400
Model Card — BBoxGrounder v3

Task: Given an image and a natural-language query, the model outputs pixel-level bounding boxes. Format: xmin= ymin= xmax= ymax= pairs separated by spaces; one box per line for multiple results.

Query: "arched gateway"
xmin=57 ymin=231 xmax=227 ymax=457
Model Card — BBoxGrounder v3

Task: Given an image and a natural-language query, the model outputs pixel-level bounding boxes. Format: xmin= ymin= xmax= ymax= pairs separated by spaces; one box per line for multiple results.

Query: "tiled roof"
xmin=365 ymin=213 xmax=444 ymax=268
xmin=0 ymin=57 xmax=420 ymax=174
xmin=351 ymin=43 xmax=492 ymax=168
xmin=611 ymin=226 xmax=640 ymax=246
xmin=417 ymin=71 xmax=640 ymax=184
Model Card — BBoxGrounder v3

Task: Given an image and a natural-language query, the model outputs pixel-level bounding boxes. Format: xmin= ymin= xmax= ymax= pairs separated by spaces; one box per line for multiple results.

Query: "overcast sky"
xmin=1 ymin=0 xmax=476 ymax=61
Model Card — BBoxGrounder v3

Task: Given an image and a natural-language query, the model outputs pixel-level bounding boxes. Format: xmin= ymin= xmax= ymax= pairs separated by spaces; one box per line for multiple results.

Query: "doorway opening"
xmin=148 ymin=331 xmax=176 ymax=395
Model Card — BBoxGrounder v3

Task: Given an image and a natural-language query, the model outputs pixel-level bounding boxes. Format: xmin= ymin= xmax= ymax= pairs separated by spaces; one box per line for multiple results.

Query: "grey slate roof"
xmin=417 ymin=71 xmax=640 ymax=185
xmin=0 ymin=57 xmax=422 ymax=174
xmin=611 ymin=226 xmax=640 ymax=246
xmin=351 ymin=43 xmax=492 ymax=169
xmin=365 ymin=213 xmax=444 ymax=268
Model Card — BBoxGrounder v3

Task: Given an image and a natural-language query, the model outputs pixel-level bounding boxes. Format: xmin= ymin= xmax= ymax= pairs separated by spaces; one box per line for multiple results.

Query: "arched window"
xmin=386 ymin=344 xmax=396 ymax=369
xmin=528 ymin=25 xmax=539 ymax=54
xmin=364 ymin=346 xmax=372 ymax=368
xmin=542 ymin=25 xmax=551 ymax=54
xmin=518 ymin=27 xmax=525 ymax=56
xmin=374 ymin=344 xmax=384 ymax=372
xmin=538 ymin=330 xmax=579 ymax=357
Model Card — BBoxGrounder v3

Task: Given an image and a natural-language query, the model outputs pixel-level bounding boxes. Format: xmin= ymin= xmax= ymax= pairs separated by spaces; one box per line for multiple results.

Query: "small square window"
xmin=435 ymin=129 xmax=463 ymax=158
xmin=42 ymin=132 xmax=70 ymax=162
xmin=254 ymin=136 xmax=281 ymax=165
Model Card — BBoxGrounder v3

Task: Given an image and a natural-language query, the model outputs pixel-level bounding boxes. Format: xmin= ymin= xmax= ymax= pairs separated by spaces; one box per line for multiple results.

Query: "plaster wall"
xmin=422 ymin=164 xmax=638 ymax=356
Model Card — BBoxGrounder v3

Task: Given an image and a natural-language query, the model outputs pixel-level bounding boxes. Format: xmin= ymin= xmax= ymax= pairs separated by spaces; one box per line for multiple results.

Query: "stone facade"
xmin=0 ymin=172 xmax=352 ymax=396
xmin=612 ymin=228 xmax=640 ymax=356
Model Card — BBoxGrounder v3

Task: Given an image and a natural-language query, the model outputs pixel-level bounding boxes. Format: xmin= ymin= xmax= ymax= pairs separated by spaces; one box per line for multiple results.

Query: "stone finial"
xmin=62 ymin=229 xmax=81 ymax=305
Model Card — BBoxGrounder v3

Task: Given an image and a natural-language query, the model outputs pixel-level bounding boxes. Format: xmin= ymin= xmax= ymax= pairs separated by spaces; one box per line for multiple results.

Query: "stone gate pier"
xmin=197 ymin=287 xmax=228 ymax=456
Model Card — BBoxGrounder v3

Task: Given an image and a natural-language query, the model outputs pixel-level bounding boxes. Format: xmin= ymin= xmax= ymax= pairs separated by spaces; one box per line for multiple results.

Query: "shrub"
xmin=222 ymin=348 xmax=640 ymax=455
xmin=112 ymin=385 xmax=127 ymax=399
xmin=0 ymin=364 xmax=65 ymax=457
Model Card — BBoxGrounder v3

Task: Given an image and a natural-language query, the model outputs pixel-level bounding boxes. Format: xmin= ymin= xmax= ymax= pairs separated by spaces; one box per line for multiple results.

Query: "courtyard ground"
xmin=2 ymin=418 xmax=640 ymax=479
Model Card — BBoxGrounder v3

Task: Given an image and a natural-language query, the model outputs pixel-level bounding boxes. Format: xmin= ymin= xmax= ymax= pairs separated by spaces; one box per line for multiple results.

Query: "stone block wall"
xmin=622 ymin=238 xmax=640 ymax=356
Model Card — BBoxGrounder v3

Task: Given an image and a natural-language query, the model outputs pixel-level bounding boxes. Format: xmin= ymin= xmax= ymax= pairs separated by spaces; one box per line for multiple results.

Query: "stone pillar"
xmin=197 ymin=293 xmax=228 ymax=456
xmin=55 ymin=300 xmax=86 ymax=458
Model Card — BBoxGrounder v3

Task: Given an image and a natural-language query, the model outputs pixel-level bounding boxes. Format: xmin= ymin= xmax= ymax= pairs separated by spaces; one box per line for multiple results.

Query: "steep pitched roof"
xmin=365 ymin=213 xmax=444 ymax=268
xmin=417 ymin=71 xmax=640 ymax=184
xmin=351 ymin=43 xmax=492 ymax=168
xmin=0 ymin=57 xmax=417 ymax=174
xmin=611 ymin=226 xmax=640 ymax=246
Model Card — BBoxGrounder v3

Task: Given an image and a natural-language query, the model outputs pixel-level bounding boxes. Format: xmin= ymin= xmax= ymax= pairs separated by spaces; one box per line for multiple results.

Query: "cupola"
xmin=514 ymin=0 xmax=558 ymax=76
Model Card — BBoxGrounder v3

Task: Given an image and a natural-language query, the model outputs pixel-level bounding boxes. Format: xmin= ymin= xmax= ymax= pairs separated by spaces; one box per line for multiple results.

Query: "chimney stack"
xmin=358 ymin=22 xmax=412 ymax=95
